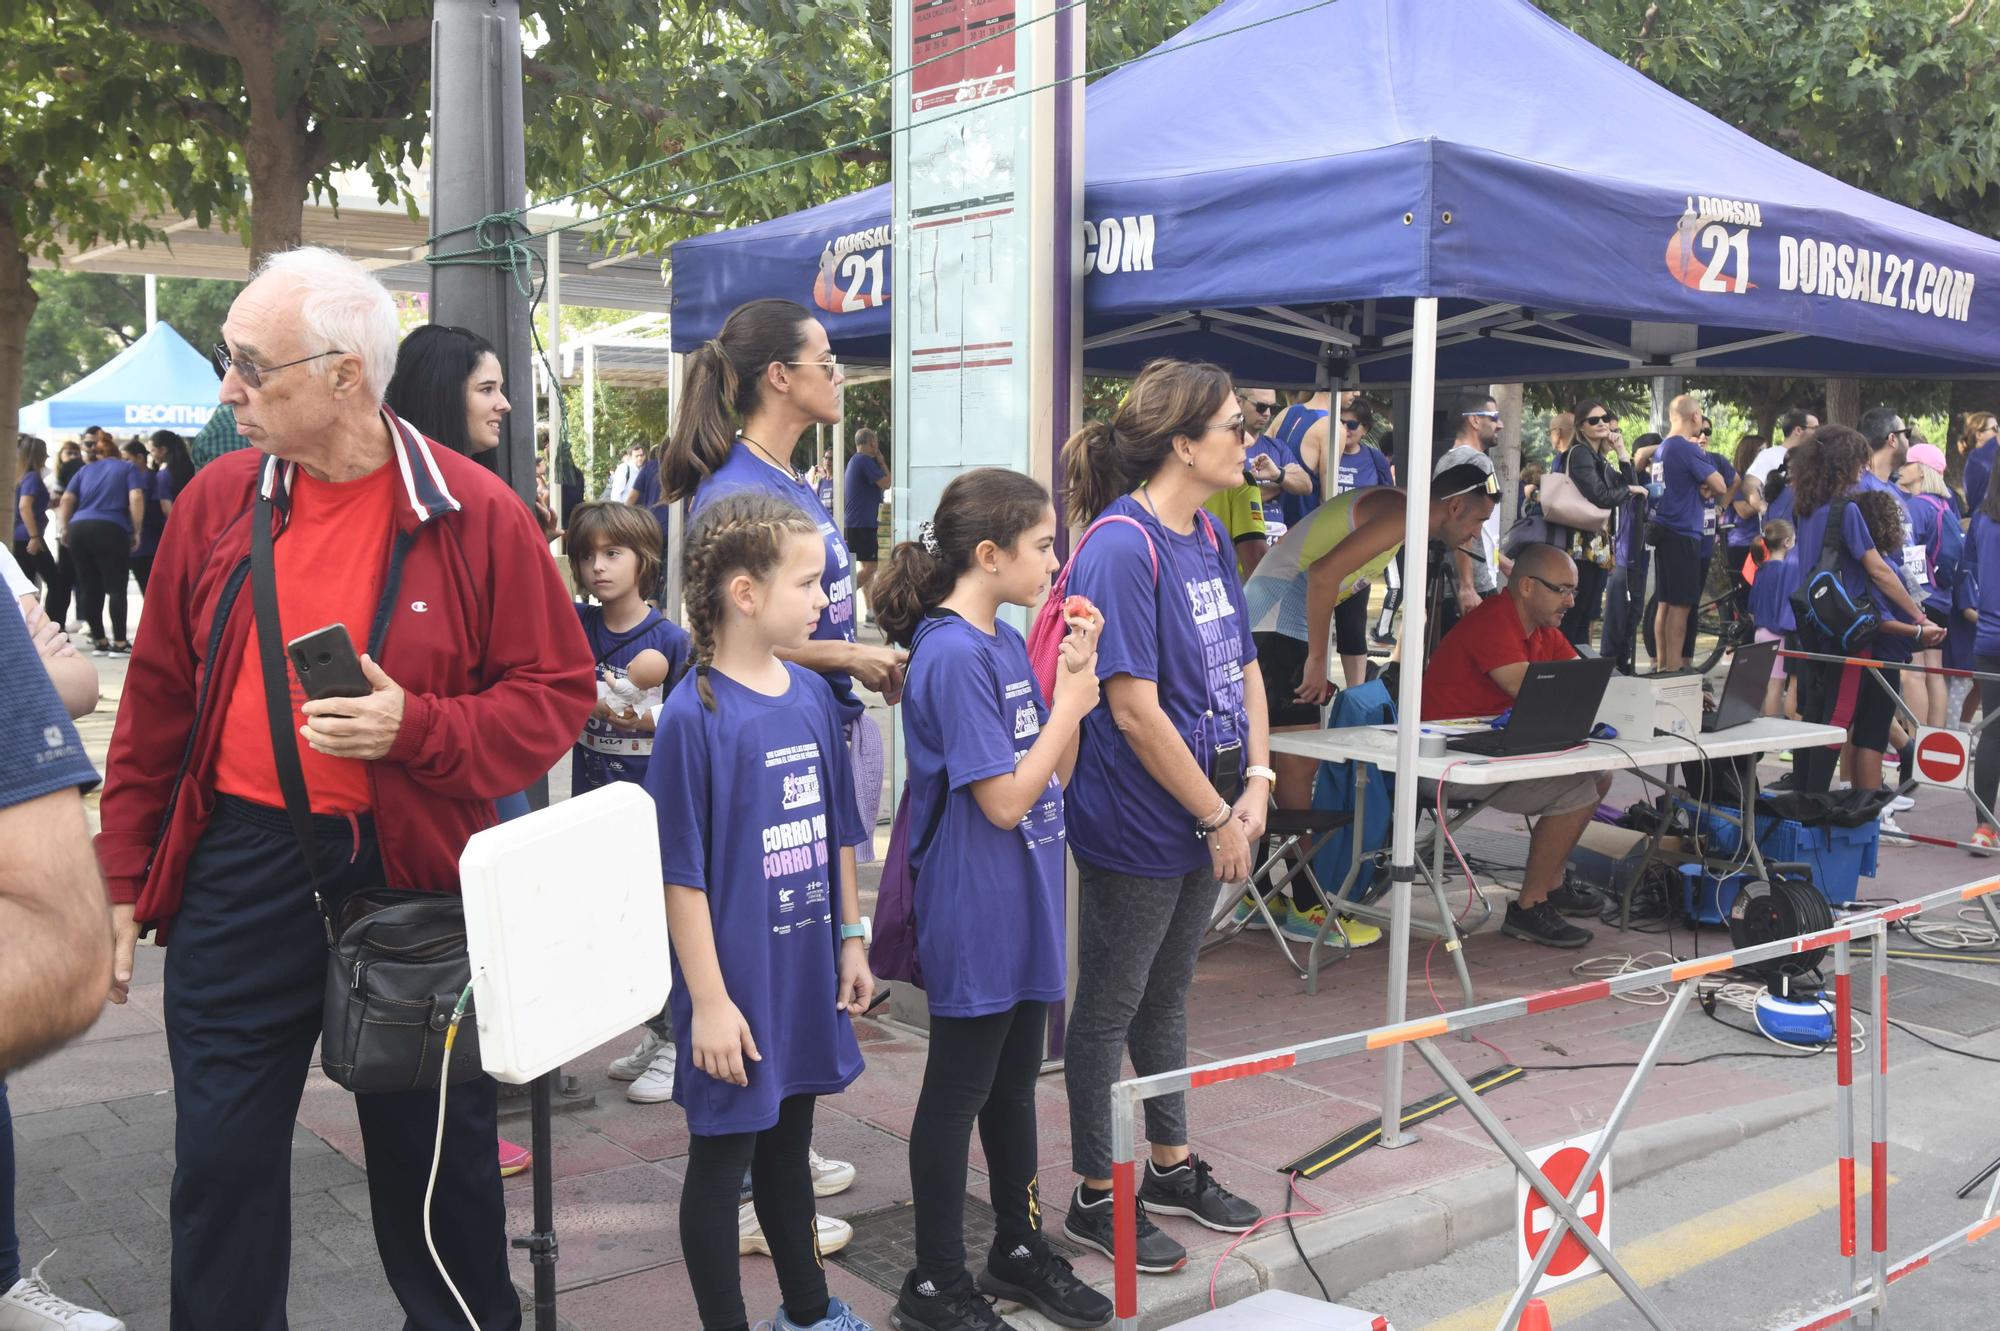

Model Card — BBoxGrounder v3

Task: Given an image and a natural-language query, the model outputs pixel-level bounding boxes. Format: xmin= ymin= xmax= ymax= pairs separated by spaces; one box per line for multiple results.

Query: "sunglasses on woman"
xmin=1582 ymin=413 xmax=1611 ymax=425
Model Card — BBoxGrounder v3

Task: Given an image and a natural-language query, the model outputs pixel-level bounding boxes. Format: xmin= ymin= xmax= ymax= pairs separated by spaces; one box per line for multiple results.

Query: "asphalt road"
xmin=1341 ymin=958 xmax=2000 ymax=1331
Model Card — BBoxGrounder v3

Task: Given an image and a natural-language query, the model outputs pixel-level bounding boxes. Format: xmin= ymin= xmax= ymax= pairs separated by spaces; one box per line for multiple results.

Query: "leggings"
xmin=67 ymin=519 xmax=131 ymax=643
xmin=681 ymin=1094 xmax=825 ymax=1331
xmin=909 ymin=1002 xmax=1048 ymax=1284
xmin=46 ymin=542 xmax=76 ymax=627
xmin=1975 ymin=655 xmax=2000 ymax=821
xmin=9 ymin=539 xmax=57 ymax=609
xmin=1066 ymin=859 xmax=1216 ymax=1179
xmin=132 ymin=552 xmax=155 ymax=595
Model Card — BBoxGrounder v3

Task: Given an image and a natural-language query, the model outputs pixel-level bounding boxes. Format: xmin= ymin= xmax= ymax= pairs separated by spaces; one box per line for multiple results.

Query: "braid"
xmin=681 ymin=490 xmax=824 ymax=710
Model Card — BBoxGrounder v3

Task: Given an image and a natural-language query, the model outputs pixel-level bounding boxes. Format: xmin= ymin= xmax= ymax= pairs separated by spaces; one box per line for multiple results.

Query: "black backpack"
xmin=1789 ymin=498 xmax=1879 ymax=653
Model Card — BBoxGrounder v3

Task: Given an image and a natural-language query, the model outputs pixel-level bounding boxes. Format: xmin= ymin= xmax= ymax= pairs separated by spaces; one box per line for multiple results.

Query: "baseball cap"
xmin=1906 ymin=442 xmax=1947 ymax=473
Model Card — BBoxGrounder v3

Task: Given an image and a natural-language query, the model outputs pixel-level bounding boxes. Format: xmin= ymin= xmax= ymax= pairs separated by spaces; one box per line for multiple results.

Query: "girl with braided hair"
xmin=646 ymin=489 xmax=878 ymax=1331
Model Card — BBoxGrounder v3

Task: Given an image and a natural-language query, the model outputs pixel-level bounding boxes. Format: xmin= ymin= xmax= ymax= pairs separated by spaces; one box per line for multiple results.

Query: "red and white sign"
xmin=1913 ymin=726 xmax=1972 ymax=790
xmin=1517 ymin=1134 xmax=1612 ymax=1292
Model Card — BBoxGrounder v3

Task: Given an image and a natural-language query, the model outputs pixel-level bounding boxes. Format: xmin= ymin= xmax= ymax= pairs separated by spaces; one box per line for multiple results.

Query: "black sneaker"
xmin=1136 ymin=1154 xmax=1261 ymax=1233
xmin=1062 ymin=1186 xmax=1186 ymax=1274
xmin=1503 ymin=899 xmax=1594 ymax=949
xmin=891 ymin=1270 xmax=1014 ymax=1331
xmin=1370 ymin=630 xmax=1397 ymax=647
xmin=1546 ymin=880 xmax=1605 ymax=917
xmin=979 ymin=1239 xmax=1112 ymax=1329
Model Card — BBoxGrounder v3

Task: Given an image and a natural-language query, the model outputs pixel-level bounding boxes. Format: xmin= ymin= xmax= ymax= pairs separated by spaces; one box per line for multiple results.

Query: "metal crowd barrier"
xmin=1105 ymin=877 xmax=2000 ymax=1331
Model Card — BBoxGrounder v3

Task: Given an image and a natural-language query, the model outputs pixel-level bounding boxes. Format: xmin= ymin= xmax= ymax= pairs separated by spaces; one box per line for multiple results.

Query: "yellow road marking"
xmin=1416 ymin=1162 xmax=1883 ymax=1331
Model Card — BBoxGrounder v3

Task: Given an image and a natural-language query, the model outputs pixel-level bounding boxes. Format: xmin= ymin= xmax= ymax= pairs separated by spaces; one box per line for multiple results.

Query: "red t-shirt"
xmin=212 ymin=462 xmax=398 ymax=814
xmin=1420 ymin=592 xmax=1577 ymax=720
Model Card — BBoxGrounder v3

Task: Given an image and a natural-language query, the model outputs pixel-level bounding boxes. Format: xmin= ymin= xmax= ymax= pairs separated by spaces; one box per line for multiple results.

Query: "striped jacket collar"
xmin=257 ymin=407 xmax=462 ymax=526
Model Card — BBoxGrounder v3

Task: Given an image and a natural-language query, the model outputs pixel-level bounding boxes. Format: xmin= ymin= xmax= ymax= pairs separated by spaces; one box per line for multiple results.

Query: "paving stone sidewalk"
xmin=13 ymin=642 xmax=1990 ymax=1329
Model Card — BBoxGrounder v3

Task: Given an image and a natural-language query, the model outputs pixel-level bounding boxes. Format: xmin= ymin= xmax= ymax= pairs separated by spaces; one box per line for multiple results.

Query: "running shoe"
xmin=979 ymin=1240 xmax=1111 ymax=1328
xmin=497 ymin=1138 xmax=532 ymax=1178
xmin=1877 ymin=811 xmax=1913 ymax=847
xmin=1062 ymin=1187 xmax=1184 ymax=1274
xmin=739 ymin=1202 xmax=852 ymax=1257
xmin=0 ymin=1253 xmax=124 ymax=1330
xmin=1973 ymin=825 xmax=1999 ymax=858
xmin=607 ymin=1029 xmax=666 ymax=1081
xmin=1136 ymin=1154 xmax=1261 ymax=1233
xmin=809 ymin=1147 xmax=856 ymax=1197
xmin=1280 ymin=902 xmax=1381 ymax=947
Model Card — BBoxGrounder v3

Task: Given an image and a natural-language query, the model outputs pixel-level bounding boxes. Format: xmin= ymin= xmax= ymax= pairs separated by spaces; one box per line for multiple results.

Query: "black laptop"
xmin=1701 ymin=638 xmax=1778 ymax=733
xmin=1444 ymin=657 xmax=1617 ymax=757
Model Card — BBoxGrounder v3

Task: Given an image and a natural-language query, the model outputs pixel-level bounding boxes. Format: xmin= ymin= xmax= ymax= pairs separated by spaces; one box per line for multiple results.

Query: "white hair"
xmin=251 ymin=246 xmax=400 ymax=406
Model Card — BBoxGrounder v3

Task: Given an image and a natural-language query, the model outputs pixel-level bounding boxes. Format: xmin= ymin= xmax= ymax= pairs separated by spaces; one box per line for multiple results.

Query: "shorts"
xmin=1653 ymin=530 xmax=1705 ymax=607
xmin=1253 ymin=631 xmax=1321 ymax=729
xmin=1845 ymin=661 xmax=1897 ymax=753
xmin=1334 ymin=593 xmax=1369 ymax=657
xmin=844 ymin=525 xmax=880 ymax=562
xmin=1445 ymin=772 xmax=1604 ymax=817
xmin=1754 ymin=628 xmax=1788 ymax=681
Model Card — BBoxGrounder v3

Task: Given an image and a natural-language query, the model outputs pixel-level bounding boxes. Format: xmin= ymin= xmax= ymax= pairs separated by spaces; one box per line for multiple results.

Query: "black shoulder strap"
xmin=1809 ymin=499 xmax=1847 ymax=576
xmin=250 ymin=475 xmax=332 ymax=935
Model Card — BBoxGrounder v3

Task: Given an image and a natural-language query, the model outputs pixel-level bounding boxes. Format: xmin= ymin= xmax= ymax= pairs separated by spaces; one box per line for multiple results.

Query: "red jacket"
xmin=96 ymin=413 xmax=595 ymax=938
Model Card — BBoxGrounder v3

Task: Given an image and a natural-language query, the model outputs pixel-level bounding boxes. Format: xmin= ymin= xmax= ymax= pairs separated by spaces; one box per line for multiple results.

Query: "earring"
xmin=1184 ymin=453 xmax=1195 ymax=469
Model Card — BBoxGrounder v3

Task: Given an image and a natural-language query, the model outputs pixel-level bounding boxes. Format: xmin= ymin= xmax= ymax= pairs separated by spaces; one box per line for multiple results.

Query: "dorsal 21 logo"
xmin=1665 ymin=195 xmax=1761 ymax=294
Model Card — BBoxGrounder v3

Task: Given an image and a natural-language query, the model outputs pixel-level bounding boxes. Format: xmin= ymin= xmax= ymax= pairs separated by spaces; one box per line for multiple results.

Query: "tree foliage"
xmin=21 ymin=270 xmax=237 ymax=407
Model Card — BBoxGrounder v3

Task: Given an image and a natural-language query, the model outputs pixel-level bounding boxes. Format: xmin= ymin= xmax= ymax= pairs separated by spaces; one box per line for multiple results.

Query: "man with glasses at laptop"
xmin=1422 ymin=542 xmax=1609 ymax=949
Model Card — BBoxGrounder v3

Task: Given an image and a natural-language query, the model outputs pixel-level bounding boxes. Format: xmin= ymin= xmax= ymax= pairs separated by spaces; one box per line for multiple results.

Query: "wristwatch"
xmin=840 ymin=920 xmax=869 ymax=943
xmin=1245 ymin=765 xmax=1277 ymax=785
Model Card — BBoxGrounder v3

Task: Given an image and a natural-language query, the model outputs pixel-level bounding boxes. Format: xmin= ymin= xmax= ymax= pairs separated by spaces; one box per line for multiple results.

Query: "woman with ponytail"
xmin=871 ymin=469 xmax=1110 ymax=1330
xmin=1052 ymin=359 xmax=1269 ymax=1275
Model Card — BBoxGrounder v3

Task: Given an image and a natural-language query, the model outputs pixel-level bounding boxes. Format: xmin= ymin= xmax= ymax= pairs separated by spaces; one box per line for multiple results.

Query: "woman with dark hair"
xmin=56 ymin=440 xmax=146 ymax=655
xmin=1054 ymin=358 xmax=1269 ymax=1274
xmin=1601 ymin=430 xmax=1661 ymax=671
xmin=13 ymin=436 xmax=57 ymax=605
xmin=1553 ymin=399 xmax=1645 ymax=647
xmin=123 ymin=438 xmax=169 ymax=595
xmin=1788 ymin=426 xmax=1941 ymax=793
xmin=383 ymin=324 xmax=512 ymax=456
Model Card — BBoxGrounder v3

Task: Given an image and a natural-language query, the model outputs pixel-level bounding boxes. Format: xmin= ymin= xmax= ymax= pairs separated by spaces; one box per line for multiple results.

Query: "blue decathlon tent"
xmin=19 ymin=322 xmax=222 ymax=435
xmin=669 ymin=0 xmax=2000 ymax=385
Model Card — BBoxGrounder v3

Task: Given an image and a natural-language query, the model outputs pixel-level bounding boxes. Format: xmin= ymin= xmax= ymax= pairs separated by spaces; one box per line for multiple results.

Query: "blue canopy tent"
xmin=19 ymin=322 xmax=222 ymax=435
xmin=670 ymin=0 xmax=2000 ymax=385
xmin=668 ymin=0 xmax=2000 ymax=1191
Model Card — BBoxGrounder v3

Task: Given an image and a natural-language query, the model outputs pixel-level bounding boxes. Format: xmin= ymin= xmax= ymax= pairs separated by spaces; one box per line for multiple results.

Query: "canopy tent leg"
xmin=1380 ymin=296 xmax=1439 ymax=1149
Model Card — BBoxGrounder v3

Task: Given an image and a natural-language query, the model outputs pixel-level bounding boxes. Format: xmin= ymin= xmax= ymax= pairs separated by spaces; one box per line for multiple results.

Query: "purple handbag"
xmin=867 ymin=787 xmax=924 ymax=987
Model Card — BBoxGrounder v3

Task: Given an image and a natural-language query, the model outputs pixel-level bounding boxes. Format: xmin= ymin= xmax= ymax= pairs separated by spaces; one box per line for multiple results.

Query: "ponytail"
xmin=871 ymin=539 xmax=952 ymax=648
xmin=876 ymin=468 xmax=1052 ymax=647
xmin=1059 ymin=358 xmax=1234 ymax=527
xmin=1060 ymin=420 xmax=1118 ymax=528
xmin=663 ymin=299 xmax=815 ymax=503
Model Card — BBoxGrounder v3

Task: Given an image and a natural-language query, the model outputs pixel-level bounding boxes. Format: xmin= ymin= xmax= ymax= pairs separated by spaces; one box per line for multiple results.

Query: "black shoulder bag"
xmin=1789 ymin=498 xmax=1880 ymax=655
xmin=250 ymin=485 xmax=483 ymax=1093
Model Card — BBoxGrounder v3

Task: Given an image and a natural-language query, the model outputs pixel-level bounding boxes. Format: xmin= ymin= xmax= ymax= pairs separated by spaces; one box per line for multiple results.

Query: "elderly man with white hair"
xmin=94 ymin=247 xmax=594 ymax=1330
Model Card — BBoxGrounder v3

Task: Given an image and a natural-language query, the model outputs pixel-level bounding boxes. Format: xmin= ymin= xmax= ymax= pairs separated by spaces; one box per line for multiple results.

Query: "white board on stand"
xmin=460 ymin=782 xmax=671 ymax=1084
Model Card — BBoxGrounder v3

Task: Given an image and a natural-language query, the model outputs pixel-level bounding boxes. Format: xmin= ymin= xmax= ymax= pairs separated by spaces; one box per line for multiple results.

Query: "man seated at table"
xmin=1422 ymin=542 xmax=1608 ymax=949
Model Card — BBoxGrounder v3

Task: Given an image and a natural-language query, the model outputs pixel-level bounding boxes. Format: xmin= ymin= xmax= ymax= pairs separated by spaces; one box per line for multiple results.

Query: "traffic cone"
xmin=1516 ymin=1298 xmax=1553 ymax=1331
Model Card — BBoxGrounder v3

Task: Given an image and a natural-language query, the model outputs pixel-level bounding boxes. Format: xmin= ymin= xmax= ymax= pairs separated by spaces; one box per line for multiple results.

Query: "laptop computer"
xmin=1444 ymin=657 xmax=1617 ymax=757
xmin=1701 ymin=638 xmax=1779 ymax=733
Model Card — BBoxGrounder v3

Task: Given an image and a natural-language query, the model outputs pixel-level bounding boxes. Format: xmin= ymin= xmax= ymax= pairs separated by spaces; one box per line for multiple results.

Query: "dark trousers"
xmin=131 ymin=552 xmax=155 ymax=595
xmin=9 ymin=538 xmax=58 ymax=612
xmin=1602 ymin=551 xmax=1649 ymax=671
xmin=67 ymin=519 xmax=130 ymax=643
xmin=164 ymin=796 xmax=519 ymax=1331
xmin=681 ymin=1094 xmax=824 ymax=1331
xmin=910 ymin=1002 xmax=1048 ymax=1283
xmin=1561 ymin=559 xmax=1607 ymax=647
xmin=46 ymin=542 xmax=76 ymax=627
xmin=1794 ymin=656 xmax=1843 ymax=793
xmin=1975 ymin=655 xmax=2000 ymax=818
xmin=1 ymin=1079 xmax=17 ymax=1289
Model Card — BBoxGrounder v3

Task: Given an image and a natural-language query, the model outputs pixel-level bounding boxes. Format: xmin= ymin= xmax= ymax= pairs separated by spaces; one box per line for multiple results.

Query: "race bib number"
xmin=1703 ymin=505 xmax=1719 ymax=537
xmin=1902 ymin=543 xmax=1929 ymax=586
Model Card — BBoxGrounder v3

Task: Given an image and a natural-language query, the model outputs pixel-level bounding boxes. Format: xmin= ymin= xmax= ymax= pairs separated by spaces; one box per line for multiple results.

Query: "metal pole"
xmin=509 ymin=1072 xmax=559 ymax=1331
xmin=583 ymin=341 xmax=596 ymax=491
xmin=1380 ymin=295 xmax=1439 ymax=1148
xmin=1835 ymin=938 xmax=1858 ymax=1294
xmin=430 ymin=0 xmax=535 ymax=506
xmin=143 ymin=274 xmax=158 ymax=331
xmin=1870 ymin=928 xmax=1890 ymax=1326
xmin=1109 ymin=1082 xmax=1140 ymax=1331
xmin=546 ymin=231 xmax=562 ymax=462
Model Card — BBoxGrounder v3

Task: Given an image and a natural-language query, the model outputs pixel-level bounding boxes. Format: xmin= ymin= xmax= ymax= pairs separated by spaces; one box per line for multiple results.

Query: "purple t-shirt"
xmin=691 ymin=445 xmax=862 ymax=723
xmin=137 ymin=468 xmax=176 ymax=557
xmin=903 ymin=613 xmax=1066 ymax=1018
xmin=14 ymin=470 xmax=49 ymax=545
xmin=648 ymin=662 xmax=867 ymax=1135
xmin=1065 ymin=495 xmax=1255 ymax=878
xmin=1246 ymin=435 xmax=1293 ymax=528
xmin=1653 ymin=435 xmax=1718 ymax=539
xmin=572 ymin=604 xmax=690 ymax=797
xmin=842 ymin=452 xmax=886 ymax=530
xmin=67 ymin=458 xmax=147 ymax=534
xmin=1333 ymin=443 xmax=1392 ymax=495
xmin=1748 ymin=551 xmax=1798 ymax=634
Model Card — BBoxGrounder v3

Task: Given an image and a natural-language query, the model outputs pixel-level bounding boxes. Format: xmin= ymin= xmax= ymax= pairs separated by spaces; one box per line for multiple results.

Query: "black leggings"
xmin=681 ymin=1093 xmax=825 ymax=1331
xmin=909 ymin=1001 xmax=1048 ymax=1284
xmin=68 ymin=518 xmax=131 ymax=642
xmin=1976 ymin=655 xmax=2000 ymax=820
xmin=9 ymin=538 xmax=57 ymax=606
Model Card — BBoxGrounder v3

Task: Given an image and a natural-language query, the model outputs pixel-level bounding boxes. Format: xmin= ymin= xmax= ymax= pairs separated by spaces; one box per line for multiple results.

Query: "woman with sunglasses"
xmin=1551 ymin=401 xmax=1645 ymax=648
xmin=1958 ymin=411 xmax=1998 ymax=513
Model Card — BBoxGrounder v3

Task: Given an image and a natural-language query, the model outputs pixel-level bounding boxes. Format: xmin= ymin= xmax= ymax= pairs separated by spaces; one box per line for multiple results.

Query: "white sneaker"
xmin=1878 ymin=811 xmax=1914 ymax=846
xmin=809 ymin=1147 xmax=855 ymax=1197
xmin=0 ymin=1255 xmax=125 ymax=1330
xmin=606 ymin=1029 xmax=665 ymax=1082
xmin=737 ymin=1201 xmax=852 ymax=1256
xmin=625 ymin=1041 xmax=677 ymax=1104
xmin=1886 ymin=792 xmax=1916 ymax=813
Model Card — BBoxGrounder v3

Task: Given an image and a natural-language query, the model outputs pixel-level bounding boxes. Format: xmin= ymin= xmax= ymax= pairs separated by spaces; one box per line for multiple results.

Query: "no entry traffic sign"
xmin=1517 ymin=1135 xmax=1613 ymax=1292
xmin=1914 ymin=726 xmax=1972 ymax=790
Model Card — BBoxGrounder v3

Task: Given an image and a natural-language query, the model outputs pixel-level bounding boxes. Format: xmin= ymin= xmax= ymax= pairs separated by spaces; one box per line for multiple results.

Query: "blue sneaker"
xmin=764 ymin=1295 xmax=878 ymax=1331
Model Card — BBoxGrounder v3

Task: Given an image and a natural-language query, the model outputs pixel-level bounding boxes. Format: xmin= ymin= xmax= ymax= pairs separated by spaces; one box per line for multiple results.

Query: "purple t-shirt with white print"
xmin=1064 ymin=493 xmax=1255 ymax=879
xmin=690 ymin=443 xmax=862 ymax=723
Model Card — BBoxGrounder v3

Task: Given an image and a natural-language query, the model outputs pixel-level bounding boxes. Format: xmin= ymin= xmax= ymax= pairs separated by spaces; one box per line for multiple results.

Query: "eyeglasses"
xmin=1242 ymin=400 xmax=1275 ymax=415
xmin=1889 ymin=427 xmax=1912 ymax=440
xmin=1342 ymin=418 xmax=1363 ymax=431
xmin=1526 ymin=573 xmax=1578 ymax=600
xmin=215 ymin=343 xmax=346 ymax=390
xmin=1205 ymin=415 xmax=1250 ymax=441
xmin=782 ymin=353 xmax=842 ymax=377
xmin=1464 ymin=410 xmax=1501 ymax=420
xmin=1582 ymin=414 xmax=1611 ymax=425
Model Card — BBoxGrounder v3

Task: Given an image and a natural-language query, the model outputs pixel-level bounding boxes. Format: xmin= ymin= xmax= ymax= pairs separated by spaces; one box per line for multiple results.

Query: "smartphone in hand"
xmin=286 ymin=624 xmax=372 ymax=701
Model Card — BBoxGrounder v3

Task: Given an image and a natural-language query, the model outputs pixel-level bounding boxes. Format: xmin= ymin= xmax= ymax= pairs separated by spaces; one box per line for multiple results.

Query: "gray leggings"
xmin=1065 ymin=857 xmax=1218 ymax=1179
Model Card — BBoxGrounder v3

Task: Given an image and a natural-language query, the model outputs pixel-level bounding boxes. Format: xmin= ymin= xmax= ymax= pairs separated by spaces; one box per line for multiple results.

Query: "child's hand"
xmin=691 ymin=998 xmax=760 ymax=1086
xmin=605 ymin=705 xmax=647 ymax=731
xmin=1064 ymin=599 xmax=1103 ymax=660
xmin=836 ymin=939 xmax=876 ymax=1016
xmin=1053 ymin=636 xmax=1099 ymax=718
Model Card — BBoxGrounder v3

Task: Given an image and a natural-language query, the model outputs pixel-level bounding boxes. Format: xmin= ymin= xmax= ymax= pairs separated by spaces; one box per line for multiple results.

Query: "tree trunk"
xmin=228 ymin=12 xmax=315 ymax=265
xmin=1493 ymin=382 xmax=1524 ymax=533
xmin=0 ymin=213 xmax=38 ymax=505
xmin=1823 ymin=379 xmax=1862 ymax=427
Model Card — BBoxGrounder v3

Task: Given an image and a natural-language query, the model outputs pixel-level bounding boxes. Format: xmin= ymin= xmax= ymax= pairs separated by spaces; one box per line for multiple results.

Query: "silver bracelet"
xmin=1195 ymin=801 xmax=1232 ymax=838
